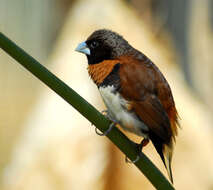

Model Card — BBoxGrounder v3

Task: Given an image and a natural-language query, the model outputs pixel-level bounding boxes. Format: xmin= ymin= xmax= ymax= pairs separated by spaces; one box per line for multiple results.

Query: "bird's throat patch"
xmin=87 ymin=60 xmax=120 ymax=85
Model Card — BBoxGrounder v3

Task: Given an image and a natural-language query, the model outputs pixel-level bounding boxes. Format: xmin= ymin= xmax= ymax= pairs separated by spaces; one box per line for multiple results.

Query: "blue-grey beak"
xmin=75 ymin=41 xmax=90 ymax=55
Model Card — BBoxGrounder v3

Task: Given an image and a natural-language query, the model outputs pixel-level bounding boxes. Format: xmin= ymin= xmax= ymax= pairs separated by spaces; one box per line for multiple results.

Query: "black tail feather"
xmin=150 ymin=133 xmax=173 ymax=183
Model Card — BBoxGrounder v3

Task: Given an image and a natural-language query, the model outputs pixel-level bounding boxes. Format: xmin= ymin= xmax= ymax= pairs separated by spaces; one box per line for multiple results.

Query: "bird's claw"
xmin=125 ymin=138 xmax=149 ymax=164
xmin=95 ymin=122 xmax=115 ymax=136
xmin=125 ymin=155 xmax=140 ymax=164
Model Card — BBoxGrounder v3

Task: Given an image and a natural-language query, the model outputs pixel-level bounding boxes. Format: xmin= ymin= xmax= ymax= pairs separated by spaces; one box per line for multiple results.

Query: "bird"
xmin=75 ymin=29 xmax=179 ymax=183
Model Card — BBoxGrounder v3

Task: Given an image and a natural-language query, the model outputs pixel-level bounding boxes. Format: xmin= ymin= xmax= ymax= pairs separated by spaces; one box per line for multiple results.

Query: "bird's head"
xmin=75 ymin=29 xmax=132 ymax=64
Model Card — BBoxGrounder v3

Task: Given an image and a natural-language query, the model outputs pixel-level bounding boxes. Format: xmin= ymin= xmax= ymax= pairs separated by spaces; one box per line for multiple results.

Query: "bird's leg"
xmin=137 ymin=138 xmax=150 ymax=155
xmin=95 ymin=110 xmax=117 ymax=136
xmin=125 ymin=138 xmax=150 ymax=164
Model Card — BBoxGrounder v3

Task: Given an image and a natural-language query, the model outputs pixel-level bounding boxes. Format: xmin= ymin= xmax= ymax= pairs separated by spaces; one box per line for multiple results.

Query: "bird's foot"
xmin=125 ymin=138 xmax=150 ymax=164
xmin=95 ymin=122 xmax=115 ymax=136
xmin=95 ymin=110 xmax=117 ymax=136
xmin=125 ymin=155 xmax=140 ymax=164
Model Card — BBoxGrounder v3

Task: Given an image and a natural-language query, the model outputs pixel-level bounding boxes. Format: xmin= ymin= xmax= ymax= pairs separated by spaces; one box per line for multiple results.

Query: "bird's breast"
xmin=99 ymin=85 xmax=148 ymax=137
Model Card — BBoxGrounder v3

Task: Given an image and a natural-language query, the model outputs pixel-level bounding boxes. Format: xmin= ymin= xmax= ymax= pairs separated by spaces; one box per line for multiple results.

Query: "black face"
xmin=85 ymin=29 xmax=132 ymax=65
xmin=86 ymin=38 xmax=112 ymax=64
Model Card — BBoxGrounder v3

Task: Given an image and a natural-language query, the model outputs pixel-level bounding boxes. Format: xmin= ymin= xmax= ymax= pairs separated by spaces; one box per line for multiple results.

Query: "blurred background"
xmin=1 ymin=0 xmax=213 ymax=189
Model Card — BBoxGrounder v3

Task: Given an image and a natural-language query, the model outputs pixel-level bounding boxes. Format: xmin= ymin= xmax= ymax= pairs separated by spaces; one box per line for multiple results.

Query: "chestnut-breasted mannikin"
xmin=76 ymin=29 xmax=180 ymax=183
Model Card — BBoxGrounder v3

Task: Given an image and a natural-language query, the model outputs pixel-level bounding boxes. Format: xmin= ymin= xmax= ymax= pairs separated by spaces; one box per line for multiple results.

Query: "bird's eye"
xmin=90 ymin=41 xmax=99 ymax=49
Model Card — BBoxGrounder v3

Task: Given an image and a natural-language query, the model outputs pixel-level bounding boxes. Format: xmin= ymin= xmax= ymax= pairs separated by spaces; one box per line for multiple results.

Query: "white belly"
xmin=99 ymin=86 xmax=148 ymax=137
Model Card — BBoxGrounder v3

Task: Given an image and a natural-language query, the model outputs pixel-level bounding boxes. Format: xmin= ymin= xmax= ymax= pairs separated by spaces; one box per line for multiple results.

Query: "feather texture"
xmin=118 ymin=55 xmax=178 ymax=182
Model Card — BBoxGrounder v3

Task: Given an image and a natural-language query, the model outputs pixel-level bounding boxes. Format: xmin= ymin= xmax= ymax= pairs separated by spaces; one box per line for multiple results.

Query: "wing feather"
xmin=118 ymin=55 xmax=177 ymax=142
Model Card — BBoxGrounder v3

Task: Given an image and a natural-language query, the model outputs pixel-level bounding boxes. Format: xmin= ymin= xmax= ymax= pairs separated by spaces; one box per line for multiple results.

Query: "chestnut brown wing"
xmin=119 ymin=57 xmax=174 ymax=143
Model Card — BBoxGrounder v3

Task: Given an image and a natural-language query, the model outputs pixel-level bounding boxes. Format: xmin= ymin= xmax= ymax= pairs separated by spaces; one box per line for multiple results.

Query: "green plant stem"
xmin=0 ymin=32 xmax=175 ymax=190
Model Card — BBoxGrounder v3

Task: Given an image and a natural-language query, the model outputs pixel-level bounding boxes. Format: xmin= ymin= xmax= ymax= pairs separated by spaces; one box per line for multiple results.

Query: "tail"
xmin=151 ymin=135 xmax=174 ymax=183
xmin=162 ymin=144 xmax=173 ymax=184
